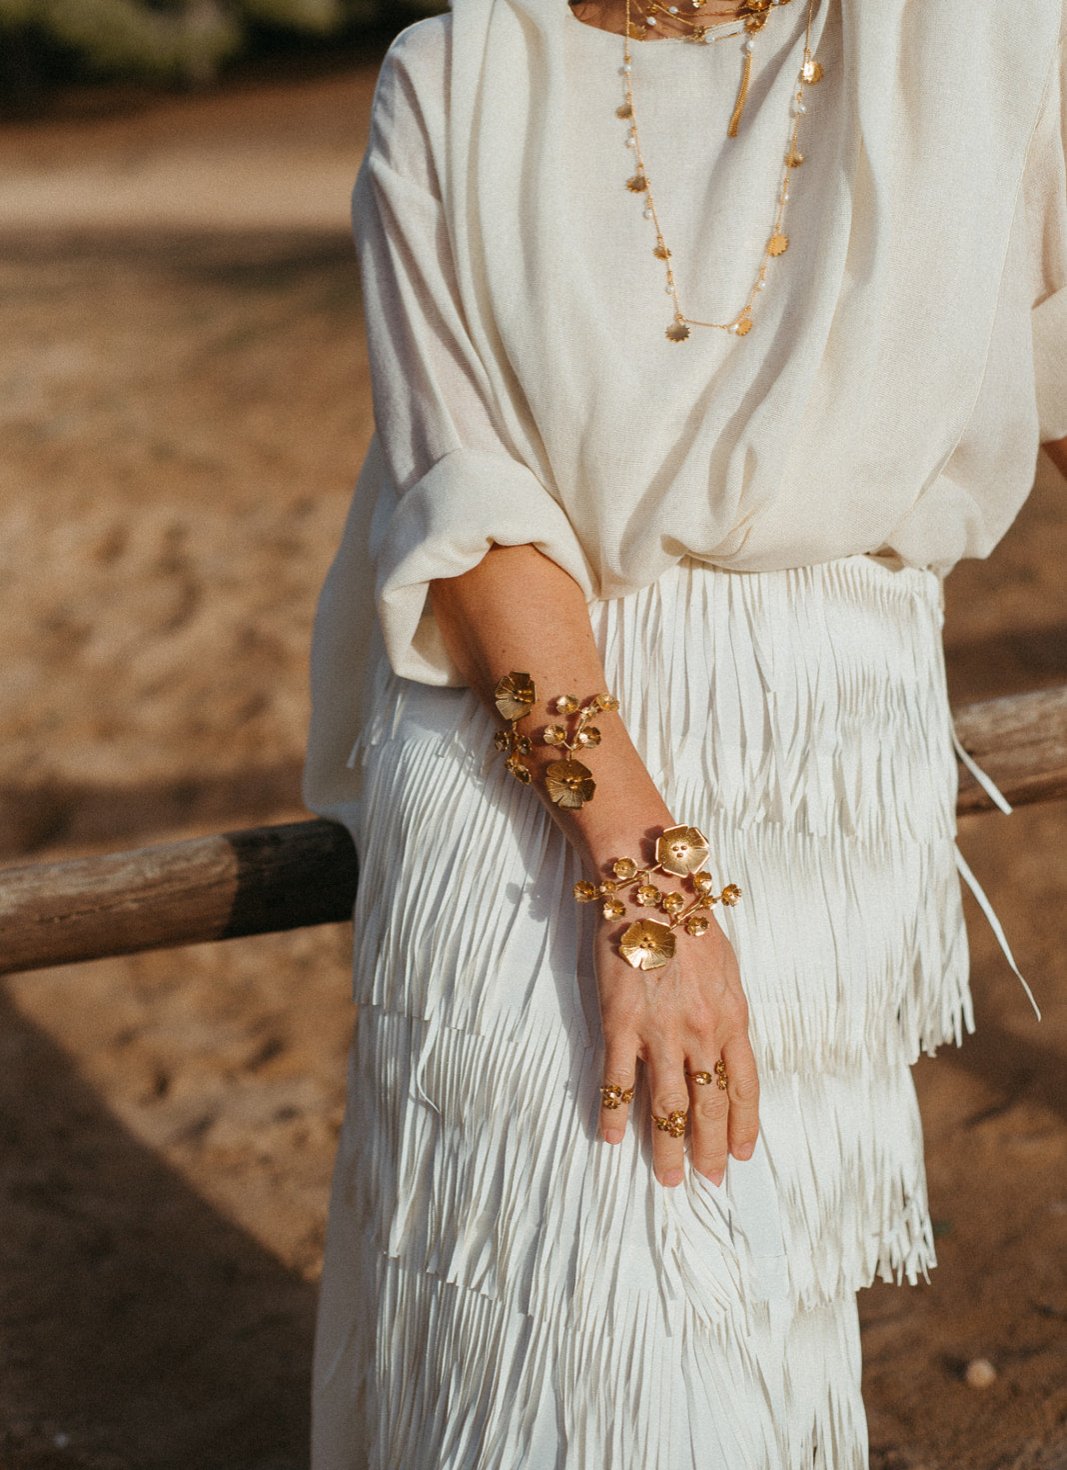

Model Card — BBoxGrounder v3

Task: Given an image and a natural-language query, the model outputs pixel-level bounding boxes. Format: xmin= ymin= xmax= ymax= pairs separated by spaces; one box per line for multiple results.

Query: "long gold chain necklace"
xmin=616 ymin=0 xmax=822 ymax=341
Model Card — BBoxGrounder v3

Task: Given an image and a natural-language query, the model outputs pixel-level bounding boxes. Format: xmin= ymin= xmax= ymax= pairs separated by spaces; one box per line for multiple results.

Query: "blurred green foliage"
xmin=0 ymin=0 xmax=444 ymax=101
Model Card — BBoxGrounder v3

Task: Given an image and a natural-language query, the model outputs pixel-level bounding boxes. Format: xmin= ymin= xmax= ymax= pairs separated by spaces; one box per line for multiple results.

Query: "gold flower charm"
xmin=600 ymin=1083 xmax=634 ymax=1110
xmin=493 ymin=671 xmax=535 ymax=722
xmin=655 ymin=825 xmax=711 ymax=877
xmin=626 ymin=172 xmax=648 ymax=193
xmin=768 ymin=233 xmax=789 ymax=257
xmin=666 ymin=319 xmax=691 ymax=343
xmin=619 ymin=918 xmax=677 ymax=971
xmin=544 ymin=759 xmax=596 ymax=809
xmin=651 ymin=1109 xmax=688 ymax=1138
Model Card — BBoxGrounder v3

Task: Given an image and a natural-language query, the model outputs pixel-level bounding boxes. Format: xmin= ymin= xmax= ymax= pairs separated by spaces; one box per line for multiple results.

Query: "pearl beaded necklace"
xmin=615 ymin=0 xmax=822 ymax=341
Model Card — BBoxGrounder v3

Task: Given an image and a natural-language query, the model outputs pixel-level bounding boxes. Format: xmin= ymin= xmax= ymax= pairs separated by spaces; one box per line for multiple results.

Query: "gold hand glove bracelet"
xmin=574 ymin=824 xmax=741 ymax=971
xmin=492 ymin=672 xmax=619 ymax=809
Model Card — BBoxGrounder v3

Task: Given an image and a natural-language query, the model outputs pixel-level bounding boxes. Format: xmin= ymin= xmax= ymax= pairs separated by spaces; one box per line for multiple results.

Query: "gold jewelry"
xmin=686 ymin=1059 xmax=730 ymax=1089
xmin=541 ymin=690 xmax=619 ymax=810
xmin=574 ymin=824 xmax=742 ymax=971
xmin=651 ymin=1108 xmax=688 ymax=1138
xmin=622 ymin=0 xmax=749 ymax=45
xmin=493 ymin=672 xmax=537 ymax=783
xmin=618 ymin=0 xmax=823 ymax=340
xmin=600 ymin=1082 xmax=636 ymax=1109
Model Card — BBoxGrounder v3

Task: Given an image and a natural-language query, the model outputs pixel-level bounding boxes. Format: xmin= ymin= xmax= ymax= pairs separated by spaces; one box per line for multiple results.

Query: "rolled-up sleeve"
xmin=1033 ymin=30 xmax=1067 ymax=444
xmin=353 ymin=24 xmax=593 ymax=686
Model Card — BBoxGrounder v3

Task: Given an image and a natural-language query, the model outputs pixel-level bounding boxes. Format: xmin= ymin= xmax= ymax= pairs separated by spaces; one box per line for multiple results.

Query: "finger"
xmin=599 ymin=1041 xmax=638 ymax=1145
xmin=720 ymin=1033 xmax=760 ymax=1161
xmin=686 ymin=1054 xmax=730 ymax=1185
xmin=647 ymin=1054 xmax=689 ymax=1188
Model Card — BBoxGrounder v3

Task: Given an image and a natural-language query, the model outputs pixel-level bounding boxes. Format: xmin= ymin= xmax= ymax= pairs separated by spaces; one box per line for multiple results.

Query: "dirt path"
xmin=1 ymin=62 xmax=1065 ymax=1470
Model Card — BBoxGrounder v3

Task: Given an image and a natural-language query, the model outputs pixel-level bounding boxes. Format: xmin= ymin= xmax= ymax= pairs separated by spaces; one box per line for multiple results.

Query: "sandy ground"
xmin=0 ymin=58 xmax=1065 ymax=1470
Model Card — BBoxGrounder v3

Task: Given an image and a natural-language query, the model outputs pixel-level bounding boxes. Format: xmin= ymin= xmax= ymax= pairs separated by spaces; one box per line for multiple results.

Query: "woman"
xmin=302 ymin=0 xmax=1067 ymax=1463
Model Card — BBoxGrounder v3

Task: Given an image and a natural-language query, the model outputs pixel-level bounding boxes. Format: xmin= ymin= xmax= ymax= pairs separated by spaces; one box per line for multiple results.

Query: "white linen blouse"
xmin=302 ymin=0 xmax=1067 ymax=821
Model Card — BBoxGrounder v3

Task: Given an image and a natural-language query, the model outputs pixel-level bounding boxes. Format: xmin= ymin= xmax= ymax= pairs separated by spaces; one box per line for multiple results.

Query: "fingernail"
xmin=661 ymin=1170 xmax=683 ymax=1188
xmin=706 ymin=1169 xmax=724 ymax=1187
xmin=604 ymin=1129 xmax=624 ymax=1145
xmin=734 ymin=1142 xmax=754 ymax=1160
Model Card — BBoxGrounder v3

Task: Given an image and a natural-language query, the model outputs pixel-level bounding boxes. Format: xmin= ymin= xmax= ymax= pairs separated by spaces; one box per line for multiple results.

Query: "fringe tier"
xmin=314 ymin=553 xmax=971 ymax=1469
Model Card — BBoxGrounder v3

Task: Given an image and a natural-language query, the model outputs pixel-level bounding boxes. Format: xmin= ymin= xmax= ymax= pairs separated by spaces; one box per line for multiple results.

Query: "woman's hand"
xmin=428 ymin=545 xmax=761 ymax=1186
xmin=594 ymin=918 xmax=760 ymax=1187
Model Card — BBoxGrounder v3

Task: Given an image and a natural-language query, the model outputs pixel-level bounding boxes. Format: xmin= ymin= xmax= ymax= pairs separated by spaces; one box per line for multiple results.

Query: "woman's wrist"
xmin=565 ymin=803 xmax=679 ymax=875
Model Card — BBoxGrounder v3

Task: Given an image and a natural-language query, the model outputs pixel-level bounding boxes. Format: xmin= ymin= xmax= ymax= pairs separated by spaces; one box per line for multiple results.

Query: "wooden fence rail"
xmin=2 ymin=684 xmax=1067 ymax=979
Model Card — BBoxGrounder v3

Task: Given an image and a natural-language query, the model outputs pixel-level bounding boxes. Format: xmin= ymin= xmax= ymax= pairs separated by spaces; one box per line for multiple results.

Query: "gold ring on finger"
xmin=600 ymin=1082 xmax=635 ymax=1110
xmin=686 ymin=1069 xmax=715 ymax=1086
xmin=651 ymin=1109 xmax=688 ymax=1138
xmin=714 ymin=1059 xmax=729 ymax=1091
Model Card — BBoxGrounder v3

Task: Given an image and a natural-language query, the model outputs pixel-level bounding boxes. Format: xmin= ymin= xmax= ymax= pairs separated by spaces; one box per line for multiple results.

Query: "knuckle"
xmin=721 ymin=992 xmax=750 ymax=1030
xmin=730 ymin=1071 xmax=760 ymax=1104
xmin=695 ymin=1090 xmax=730 ymax=1122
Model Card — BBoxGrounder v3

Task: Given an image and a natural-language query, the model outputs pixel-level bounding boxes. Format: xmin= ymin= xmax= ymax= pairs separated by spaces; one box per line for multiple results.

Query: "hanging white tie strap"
xmin=948 ymin=709 xmax=1040 ymax=1021
xmin=950 ymin=716 xmax=1013 ymax=815
xmin=953 ymin=843 xmax=1042 ymax=1023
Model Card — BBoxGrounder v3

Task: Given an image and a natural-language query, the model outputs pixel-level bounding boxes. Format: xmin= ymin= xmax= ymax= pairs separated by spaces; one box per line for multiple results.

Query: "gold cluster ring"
xmin=600 ymin=1083 xmax=635 ymax=1111
xmin=686 ymin=1060 xmax=729 ymax=1091
xmin=651 ymin=1109 xmax=688 ymax=1138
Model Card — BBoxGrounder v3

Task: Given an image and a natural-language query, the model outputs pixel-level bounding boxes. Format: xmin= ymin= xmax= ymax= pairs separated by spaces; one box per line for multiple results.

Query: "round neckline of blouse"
xmin=564 ymin=1 xmax=744 ymax=51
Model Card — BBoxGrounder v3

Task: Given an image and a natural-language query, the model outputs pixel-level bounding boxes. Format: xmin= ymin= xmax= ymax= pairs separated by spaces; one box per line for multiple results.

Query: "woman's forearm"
xmin=428 ymin=543 xmax=675 ymax=871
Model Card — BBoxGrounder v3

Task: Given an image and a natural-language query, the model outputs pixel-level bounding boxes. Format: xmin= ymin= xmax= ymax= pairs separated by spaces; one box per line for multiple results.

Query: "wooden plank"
xmin=953 ymin=685 xmax=1067 ymax=814
xmin=0 ymin=819 xmax=358 ymax=976
xmin=1 ymin=685 xmax=1066 ymax=976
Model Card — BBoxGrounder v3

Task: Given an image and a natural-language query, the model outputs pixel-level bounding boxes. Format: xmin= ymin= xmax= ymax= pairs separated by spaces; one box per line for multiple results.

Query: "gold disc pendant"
xmin=768 ymin=232 xmax=789 ymax=256
xmin=801 ymin=55 xmax=823 ymax=83
xmin=666 ymin=318 xmax=691 ymax=342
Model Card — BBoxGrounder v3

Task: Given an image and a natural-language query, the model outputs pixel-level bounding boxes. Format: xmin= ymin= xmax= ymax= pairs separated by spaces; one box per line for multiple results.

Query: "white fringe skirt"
xmin=310 ymin=551 xmax=974 ymax=1470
